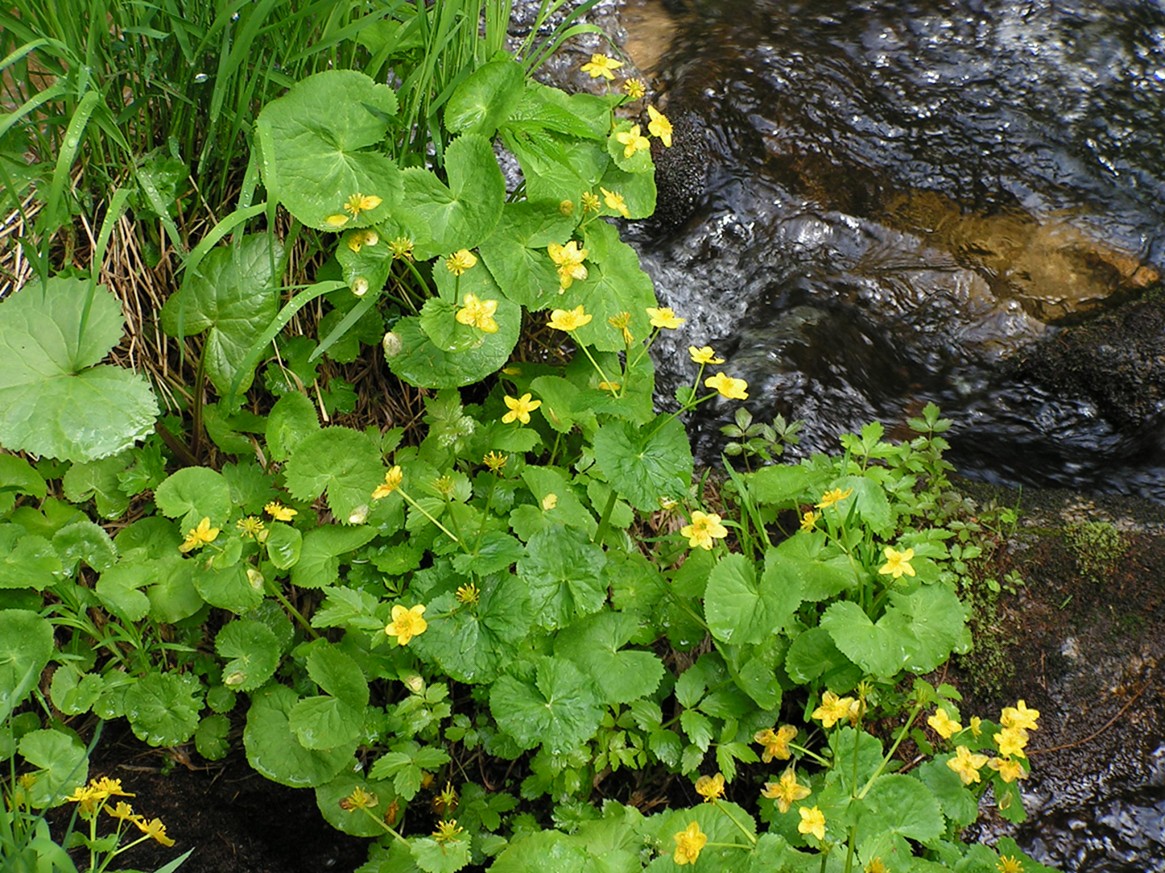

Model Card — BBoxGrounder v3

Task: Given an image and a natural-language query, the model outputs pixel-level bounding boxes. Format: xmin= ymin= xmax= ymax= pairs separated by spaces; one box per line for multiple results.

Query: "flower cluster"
xmin=66 ymin=777 xmax=175 ymax=846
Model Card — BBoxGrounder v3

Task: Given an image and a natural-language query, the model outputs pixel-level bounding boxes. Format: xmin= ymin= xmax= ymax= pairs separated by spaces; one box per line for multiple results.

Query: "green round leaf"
xmin=856 ymin=774 xmax=945 ymax=844
xmin=315 ymin=773 xmax=396 ymax=837
xmin=216 ymin=619 xmax=282 ymax=692
xmin=265 ymin=522 xmax=302 ymax=570
xmin=256 ymin=70 xmax=400 ymax=230
xmin=384 ymin=312 xmax=519 ymax=389
xmin=160 ymin=235 xmax=283 ymax=395
xmin=265 ymin=391 xmax=321 ymax=462
xmin=398 ymin=134 xmax=504 ymax=259
xmin=244 ymin=683 xmax=351 ymax=787
xmin=489 ymin=656 xmax=603 ymax=756
xmin=195 ymin=713 xmax=231 ymax=761
xmin=192 ymin=562 xmax=263 ymax=614
xmin=283 ymin=426 xmax=383 ymax=523
xmin=288 ymin=695 xmax=364 ymax=750
xmin=123 ymin=672 xmax=202 ymax=747
xmin=154 ymin=467 xmax=232 ymax=526
xmin=0 ymin=280 xmax=158 ymax=463
xmin=444 ymin=58 xmax=525 ymax=136
xmin=0 ymin=609 xmax=53 ymax=722
xmin=517 ymin=526 xmax=607 ymax=630
xmin=18 ymin=728 xmax=88 ymax=808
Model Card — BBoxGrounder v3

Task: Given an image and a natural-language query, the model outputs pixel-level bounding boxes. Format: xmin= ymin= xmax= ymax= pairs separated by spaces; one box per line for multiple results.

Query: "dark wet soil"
xmin=954 ymin=482 xmax=1165 ymax=870
xmin=65 ymin=736 xmax=369 ymax=873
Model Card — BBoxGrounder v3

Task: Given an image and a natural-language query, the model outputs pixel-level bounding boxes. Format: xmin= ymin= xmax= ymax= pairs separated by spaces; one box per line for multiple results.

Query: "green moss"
xmin=1064 ymin=519 xmax=1128 ymax=582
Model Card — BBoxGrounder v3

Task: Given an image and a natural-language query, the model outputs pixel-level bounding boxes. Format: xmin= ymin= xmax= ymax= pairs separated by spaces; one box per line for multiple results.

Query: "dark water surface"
xmin=633 ymin=0 xmax=1165 ymax=500
xmin=622 ymin=1 xmax=1165 ymax=869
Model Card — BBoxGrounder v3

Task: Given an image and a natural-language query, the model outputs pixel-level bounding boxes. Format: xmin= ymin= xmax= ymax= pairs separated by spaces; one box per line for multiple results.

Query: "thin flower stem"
xmin=788 ymin=742 xmax=831 ymax=767
xmin=401 ymin=489 xmax=461 ymax=544
xmin=358 ymin=807 xmax=411 ymax=847
xmin=593 ymin=490 xmax=618 ymax=545
xmin=858 ymin=701 xmax=925 ymax=800
xmin=264 ymin=579 xmax=320 ymax=640
xmin=578 ymin=342 xmax=615 ymax=388
xmin=713 ymin=801 xmax=759 ymax=846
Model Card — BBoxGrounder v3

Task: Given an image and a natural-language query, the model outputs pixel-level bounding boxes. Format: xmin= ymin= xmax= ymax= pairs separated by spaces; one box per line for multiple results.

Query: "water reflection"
xmin=635 ymin=0 xmax=1165 ymax=498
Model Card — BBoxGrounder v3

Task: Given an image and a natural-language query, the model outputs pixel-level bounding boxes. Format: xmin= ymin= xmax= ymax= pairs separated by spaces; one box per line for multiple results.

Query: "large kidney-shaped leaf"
xmin=479 ymin=201 xmax=576 ymax=309
xmin=161 ymin=235 xmax=283 ymax=395
xmin=256 ymin=70 xmax=400 ymax=230
xmin=0 ymin=278 xmax=158 ymax=462
xmin=397 ymin=133 xmax=505 ymax=258
xmin=444 ymin=58 xmax=525 ymax=137
xmin=384 ymin=310 xmax=519 ymax=389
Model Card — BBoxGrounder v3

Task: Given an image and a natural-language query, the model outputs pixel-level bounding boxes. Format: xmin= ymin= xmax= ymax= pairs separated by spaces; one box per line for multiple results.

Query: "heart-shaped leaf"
xmin=256 ymin=70 xmax=400 ymax=230
xmin=160 ymin=235 xmax=283 ymax=395
xmin=0 ymin=278 xmax=158 ymax=462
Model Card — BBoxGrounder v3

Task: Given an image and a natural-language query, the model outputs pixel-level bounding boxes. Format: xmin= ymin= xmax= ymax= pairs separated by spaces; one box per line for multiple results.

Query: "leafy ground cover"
xmin=2 ymin=2 xmax=1059 ymax=872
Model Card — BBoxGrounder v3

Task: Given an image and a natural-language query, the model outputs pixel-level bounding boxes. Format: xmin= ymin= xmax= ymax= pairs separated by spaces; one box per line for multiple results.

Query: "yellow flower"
xmin=672 ymin=821 xmax=707 ymax=866
xmin=179 ymin=517 xmax=220 ymax=554
xmin=581 ymin=53 xmax=623 ymax=80
xmin=680 ymin=510 xmax=728 ymax=550
xmin=997 ymin=856 xmax=1024 ymax=873
xmin=236 ymin=516 xmax=266 ymax=540
xmin=582 ymin=191 xmax=602 ymax=213
xmin=597 ymin=380 xmax=622 ymax=392
xmin=347 ymin=229 xmax=379 ymax=253
xmin=754 ymin=724 xmax=797 ymax=762
xmin=547 ymin=241 xmax=589 ymax=290
xmin=502 ymin=393 xmax=542 ymax=425
xmin=600 ymin=186 xmax=631 ymax=218
xmin=385 ymin=604 xmax=428 ymax=646
xmin=623 ymin=78 xmax=646 ymax=100
xmin=647 ymin=306 xmax=685 ymax=329
xmin=800 ymin=510 xmax=819 ymax=532
xmin=694 ymin=772 xmax=725 ymax=802
xmin=455 ymin=293 xmax=499 ymax=333
xmin=547 ymin=305 xmax=593 ymax=332
xmin=688 ymin=345 xmax=725 ymax=365
xmin=970 ymin=716 xmax=982 ymax=737
xmin=456 ymin=583 xmax=480 ymax=605
xmin=704 ymin=371 xmax=749 ymax=400
xmin=388 ymin=236 xmax=415 ymax=260
xmin=879 ymin=546 xmax=916 ymax=579
xmin=264 ymin=501 xmax=297 ymax=521
xmin=609 ymin=311 xmax=634 ymax=344
xmin=761 ymin=767 xmax=811 ymax=813
xmin=341 ymin=786 xmax=378 ymax=811
xmin=344 ymin=193 xmax=382 ymax=216
xmin=541 ymin=493 xmax=558 ymax=511
xmin=445 ymin=249 xmax=477 ymax=275
xmin=483 ymin=452 xmax=507 ymax=473
xmin=647 ymin=105 xmax=673 ymax=147
xmin=372 ymin=466 xmax=404 ymax=499
xmin=134 ymin=817 xmax=175 ymax=847
xmin=994 ymin=726 xmax=1030 ymax=758
xmin=816 ymin=487 xmax=853 ymax=509
xmin=812 ymin=690 xmax=856 ymax=728
xmin=325 ymin=213 xmax=350 ymax=228
xmin=866 ymin=860 xmax=889 ymax=873
xmin=947 ymin=744 xmax=989 ymax=785
xmin=1001 ymin=700 xmax=1040 ymax=732
xmin=432 ymin=819 xmax=464 ymax=843
xmin=928 ymin=707 xmax=961 ymax=739
xmin=616 ymin=124 xmax=651 ymax=158
xmin=798 ymin=805 xmax=826 ymax=841
xmin=105 ymin=801 xmax=140 ymax=823
xmin=559 ymin=198 xmax=575 ymax=216
xmin=988 ymin=756 xmax=1027 ymax=783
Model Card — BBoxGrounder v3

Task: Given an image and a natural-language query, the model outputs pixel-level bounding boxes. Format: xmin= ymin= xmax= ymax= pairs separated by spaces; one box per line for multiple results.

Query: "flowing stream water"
xmin=604 ymin=0 xmax=1165 ymax=869
xmin=620 ymin=0 xmax=1165 ymax=501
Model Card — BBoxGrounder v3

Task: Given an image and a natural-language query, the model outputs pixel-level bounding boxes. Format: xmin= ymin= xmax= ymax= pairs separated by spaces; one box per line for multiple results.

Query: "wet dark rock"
xmin=649 ymin=110 xmax=711 ymax=231
xmin=955 ymin=483 xmax=1165 ymax=872
xmin=1014 ymin=298 xmax=1165 ymax=432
